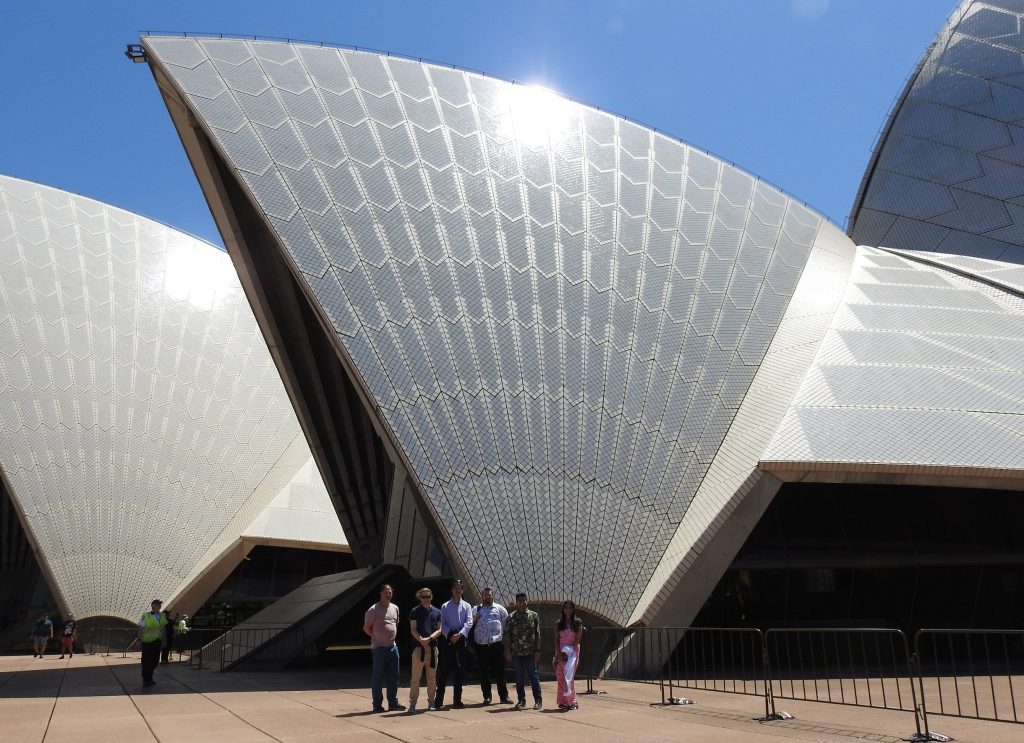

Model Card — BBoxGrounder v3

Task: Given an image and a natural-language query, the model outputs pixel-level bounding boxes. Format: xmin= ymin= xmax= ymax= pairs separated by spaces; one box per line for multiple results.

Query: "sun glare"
xmin=500 ymin=84 xmax=574 ymax=148
xmin=161 ymin=238 xmax=234 ymax=310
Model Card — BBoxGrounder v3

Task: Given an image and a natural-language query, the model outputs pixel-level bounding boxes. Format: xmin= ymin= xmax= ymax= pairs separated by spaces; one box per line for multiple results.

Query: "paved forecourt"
xmin=0 ymin=653 xmax=1020 ymax=742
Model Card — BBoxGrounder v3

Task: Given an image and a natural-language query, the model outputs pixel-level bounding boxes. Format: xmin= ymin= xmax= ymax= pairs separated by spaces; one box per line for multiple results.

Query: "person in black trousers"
xmin=471 ymin=587 xmax=511 ymax=705
xmin=138 ymin=599 xmax=167 ymax=687
xmin=160 ymin=608 xmax=174 ymax=664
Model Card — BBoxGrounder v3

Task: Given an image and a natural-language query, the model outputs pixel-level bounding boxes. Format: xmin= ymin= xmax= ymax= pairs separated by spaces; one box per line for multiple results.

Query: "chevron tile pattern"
xmin=144 ymin=36 xmax=829 ymax=621
xmin=0 ymin=176 xmax=342 ymax=620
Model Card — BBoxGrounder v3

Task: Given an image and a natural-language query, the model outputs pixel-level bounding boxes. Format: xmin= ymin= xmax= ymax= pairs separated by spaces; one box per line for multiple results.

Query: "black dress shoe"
xmin=453 ymin=701 xmax=465 ymax=709
xmin=372 ymin=706 xmax=385 ymax=713
xmin=499 ymin=697 xmax=512 ymax=704
xmin=389 ymin=703 xmax=407 ymax=712
xmin=482 ymin=697 xmax=491 ymax=705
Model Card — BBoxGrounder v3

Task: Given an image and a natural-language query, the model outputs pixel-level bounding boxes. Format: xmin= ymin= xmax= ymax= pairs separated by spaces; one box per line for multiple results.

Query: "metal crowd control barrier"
xmin=661 ymin=627 xmax=767 ymax=711
xmin=763 ymin=628 xmax=943 ymax=740
xmin=764 ymin=628 xmax=917 ymax=712
xmin=77 ymin=626 xmax=143 ymax=657
xmin=583 ymin=627 xmax=768 ymax=711
xmin=915 ymin=629 xmax=1024 ymax=725
xmin=74 ymin=625 xmax=230 ymax=662
xmin=584 ymin=626 xmax=960 ymax=740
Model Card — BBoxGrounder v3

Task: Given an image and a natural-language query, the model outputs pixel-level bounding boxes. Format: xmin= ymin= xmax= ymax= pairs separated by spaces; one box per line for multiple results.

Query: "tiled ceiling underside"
xmin=851 ymin=0 xmax=1024 ymax=264
xmin=0 ymin=176 xmax=340 ymax=620
xmin=145 ymin=37 xmax=825 ymax=622
xmin=243 ymin=457 xmax=349 ymax=549
xmin=763 ymin=246 xmax=1024 ymax=470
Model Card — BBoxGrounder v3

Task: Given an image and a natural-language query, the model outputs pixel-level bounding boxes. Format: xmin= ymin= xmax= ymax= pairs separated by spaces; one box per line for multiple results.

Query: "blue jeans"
xmin=512 ymin=654 xmax=542 ymax=704
xmin=371 ymin=645 xmax=400 ymax=709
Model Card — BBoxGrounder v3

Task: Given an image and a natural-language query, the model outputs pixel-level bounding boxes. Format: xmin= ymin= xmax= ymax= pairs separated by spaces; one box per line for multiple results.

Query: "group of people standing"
xmin=363 ymin=579 xmax=583 ymax=714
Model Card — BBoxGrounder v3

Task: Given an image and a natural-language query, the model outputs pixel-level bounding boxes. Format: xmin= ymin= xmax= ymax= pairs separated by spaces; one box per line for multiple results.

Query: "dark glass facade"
xmin=193 ymin=546 xmax=356 ymax=627
xmin=694 ymin=483 xmax=1024 ymax=632
xmin=0 ymin=474 xmax=55 ymax=649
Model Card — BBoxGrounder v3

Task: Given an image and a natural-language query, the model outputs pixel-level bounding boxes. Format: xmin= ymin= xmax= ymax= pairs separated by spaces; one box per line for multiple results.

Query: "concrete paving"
xmin=0 ymin=653 xmax=1021 ymax=742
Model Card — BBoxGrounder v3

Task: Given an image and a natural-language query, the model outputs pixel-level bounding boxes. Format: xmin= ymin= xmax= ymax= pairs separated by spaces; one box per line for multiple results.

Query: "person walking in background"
xmin=160 ymin=607 xmax=174 ymax=664
xmin=472 ymin=586 xmax=511 ymax=705
xmin=58 ymin=613 xmax=77 ymax=659
xmin=407 ymin=587 xmax=441 ymax=713
xmin=554 ymin=600 xmax=584 ymax=710
xmin=434 ymin=579 xmax=472 ymax=710
xmin=30 ymin=611 xmax=52 ymax=658
xmin=138 ymin=599 xmax=167 ymax=687
xmin=363 ymin=584 xmax=405 ymax=712
xmin=506 ymin=592 xmax=542 ymax=710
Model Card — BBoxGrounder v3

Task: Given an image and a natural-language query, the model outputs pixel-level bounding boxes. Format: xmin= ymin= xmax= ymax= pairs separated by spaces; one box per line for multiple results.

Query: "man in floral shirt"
xmin=505 ymin=592 xmax=542 ymax=710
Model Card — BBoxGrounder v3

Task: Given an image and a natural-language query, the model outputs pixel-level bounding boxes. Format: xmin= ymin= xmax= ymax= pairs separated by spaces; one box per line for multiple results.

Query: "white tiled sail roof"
xmin=851 ymin=0 xmax=1024 ymax=264
xmin=0 ymin=176 xmax=344 ymax=621
xmin=243 ymin=457 xmax=349 ymax=549
xmin=143 ymin=36 xmax=837 ymax=623
xmin=762 ymin=246 xmax=1024 ymax=474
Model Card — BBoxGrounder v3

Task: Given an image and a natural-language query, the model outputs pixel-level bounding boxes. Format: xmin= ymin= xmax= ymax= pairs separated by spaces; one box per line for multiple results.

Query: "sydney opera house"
xmin=1 ymin=0 xmax=1022 ymax=651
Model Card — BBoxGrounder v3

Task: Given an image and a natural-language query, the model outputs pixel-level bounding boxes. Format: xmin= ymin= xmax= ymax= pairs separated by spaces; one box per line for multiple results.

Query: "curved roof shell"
xmin=0 ymin=176 xmax=344 ymax=621
xmin=142 ymin=36 xmax=850 ymax=623
xmin=850 ymin=0 xmax=1024 ymax=263
xmin=762 ymin=246 xmax=1024 ymax=483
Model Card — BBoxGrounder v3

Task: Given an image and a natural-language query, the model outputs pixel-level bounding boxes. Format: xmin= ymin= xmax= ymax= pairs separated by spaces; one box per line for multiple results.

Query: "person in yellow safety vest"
xmin=138 ymin=599 xmax=167 ymax=687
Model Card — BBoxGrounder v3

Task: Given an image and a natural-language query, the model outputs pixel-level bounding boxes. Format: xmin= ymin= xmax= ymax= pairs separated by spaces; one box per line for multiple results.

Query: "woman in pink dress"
xmin=553 ymin=601 xmax=583 ymax=710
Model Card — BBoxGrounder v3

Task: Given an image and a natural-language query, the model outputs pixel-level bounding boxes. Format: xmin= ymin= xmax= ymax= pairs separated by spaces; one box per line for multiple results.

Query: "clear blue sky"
xmin=1 ymin=1 xmax=955 ymax=246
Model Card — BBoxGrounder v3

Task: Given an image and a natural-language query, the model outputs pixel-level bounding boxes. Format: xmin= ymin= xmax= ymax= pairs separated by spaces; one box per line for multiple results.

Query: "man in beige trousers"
xmin=407 ymin=587 xmax=442 ymax=713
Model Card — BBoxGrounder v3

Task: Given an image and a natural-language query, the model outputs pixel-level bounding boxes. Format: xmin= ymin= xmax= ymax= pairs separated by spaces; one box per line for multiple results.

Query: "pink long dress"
xmin=555 ymin=627 xmax=580 ymax=707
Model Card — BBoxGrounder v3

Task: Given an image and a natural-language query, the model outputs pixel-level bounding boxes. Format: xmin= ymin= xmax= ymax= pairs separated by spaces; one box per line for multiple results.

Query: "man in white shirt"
xmin=472 ymin=586 xmax=511 ymax=705
xmin=435 ymin=579 xmax=473 ymax=709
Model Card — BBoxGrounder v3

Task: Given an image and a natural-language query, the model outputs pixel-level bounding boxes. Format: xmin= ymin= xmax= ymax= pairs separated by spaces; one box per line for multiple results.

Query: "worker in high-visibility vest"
xmin=138 ymin=599 xmax=167 ymax=687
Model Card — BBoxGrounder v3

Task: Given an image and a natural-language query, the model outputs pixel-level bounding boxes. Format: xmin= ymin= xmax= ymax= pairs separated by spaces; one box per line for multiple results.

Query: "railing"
xmin=74 ymin=625 xmax=224 ymax=661
xmin=584 ymin=627 xmax=769 ymax=712
xmin=664 ymin=627 xmax=766 ymax=699
xmin=915 ymin=629 xmax=1024 ymax=725
xmin=76 ymin=626 xmax=142 ymax=657
xmin=765 ymin=628 xmax=917 ymax=713
xmin=191 ymin=625 xmax=309 ymax=672
xmin=179 ymin=628 xmax=230 ymax=666
xmin=70 ymin=623 xmax=309 ymax=669
xmin=583 ymin=626 xmax=1024 ymax=740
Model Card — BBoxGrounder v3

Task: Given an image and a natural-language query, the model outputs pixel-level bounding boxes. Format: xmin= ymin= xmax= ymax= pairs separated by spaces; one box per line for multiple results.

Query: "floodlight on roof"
xmin=124 ymin=44 xmax=147 ymax=63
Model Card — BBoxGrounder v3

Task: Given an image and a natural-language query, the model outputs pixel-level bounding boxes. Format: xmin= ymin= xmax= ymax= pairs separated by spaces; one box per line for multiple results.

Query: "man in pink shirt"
xmin=363 ymin=584 xmax=405 ymax=712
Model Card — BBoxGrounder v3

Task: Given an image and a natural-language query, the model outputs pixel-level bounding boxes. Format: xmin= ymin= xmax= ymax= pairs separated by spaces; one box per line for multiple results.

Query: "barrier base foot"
xmin=902 ymin=733 xmax=952 ymax=742
xmin=756 ymin=711 xmax=795 ymax=722
xmin=650 ymin=697 xmax=695 ymax=706
xmin=581 ymin=690 xmax=606 ymax=695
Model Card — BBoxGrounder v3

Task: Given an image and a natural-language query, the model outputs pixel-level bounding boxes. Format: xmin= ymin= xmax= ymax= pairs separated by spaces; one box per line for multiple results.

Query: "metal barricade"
xmin=567 ymin=626 xmax=1024 ymax=736
xmin=915 ymin=629 xmax=1024 ymax=725
xmin=583 ymin=626 xmax=661 ymax=684
xmin=763 ymin=628 xmax=940 ymax=740
xmin=76 ymin=625 xmax=140 ymax=657
xmin=764 ymin=628 xmax=917 ymax=712
xmin=581 ymin=627 xmax=766 ymax=710
xmin=659 ymin=627 xmax=767 ymax=712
